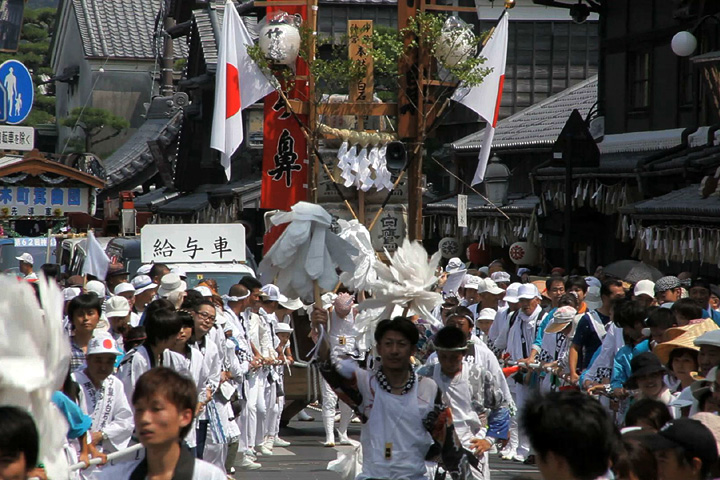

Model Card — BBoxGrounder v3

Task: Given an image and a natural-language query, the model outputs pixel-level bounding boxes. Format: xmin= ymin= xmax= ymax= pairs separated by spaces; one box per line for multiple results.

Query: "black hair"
xmin=565 ymin=275 xmax=588 ymax=294
xmin=558 ymin=293 xmax=579 ymax=308
xmin=545 ymin=275 xmax=565 ymax=292
xmin=181 ymin=290 xmax=204 ymax=310
xmin=68 ymin=293 xmax=102 ymax=319
xmin=192 ymin=298 xmax=217 ymax=313
xmin=0 ymin=406 xmax=39 ymax=469
xmin=177 ymin=310 xmax=195 ymax=329
xmin=521 ymin=390 xmax=620 ymax=480
xmin=668 ymin=347 xmax=699 ymax=372
xmin=239 ymin=275 xmax=262 ymax=291
xmin=624 ymin=398 xmax=672 ymax=431
xmin=433 ymin=326 xmax=467 ymax=350
xmin=62 ymin=368 xmax=81 ymax=404
xmin=446 ymin=306 xmax=475 ymax=328
xmin=374 ymin=316 xmax=420 ymax=345
xmin=124 ymin=325 xmax=147 ymax=351
xmin=671 ymin=298 xmax=704 ymax=322
xmin=144 ymin=298 xmax=175 ymax=316
xmin=40 ymin=263 xmax=61 ymax=280
xmin=645 ymin=308 xmax=677 ymax=330
xmin=144 ymin=308 xmax=182 ymax=346
xmin=149 ymin=263 xmax=169 ymax=281
xmin=132 ymin=367 xmax=198 ymax=439
xmin=601 ymin=278 xmax=623 ymax=298
xmin=613 ymin=433 xmax=657 ymax=480
xmin=613 ymin=298 xmax=647 ymax=329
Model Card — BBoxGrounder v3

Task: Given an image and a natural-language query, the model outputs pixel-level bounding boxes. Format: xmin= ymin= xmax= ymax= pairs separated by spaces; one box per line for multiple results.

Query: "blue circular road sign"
xmin=0 ymin=60 xmax=34 ymax=125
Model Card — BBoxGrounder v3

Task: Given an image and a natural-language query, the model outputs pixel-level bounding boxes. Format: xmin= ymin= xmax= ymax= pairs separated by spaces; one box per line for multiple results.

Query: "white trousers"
xmin=512 ymin=380 xmax=532 ymax=457
xmin=321 ymin=378 xmax=352 ymax=438
xmin=263 ymin=377 xmax=278 ymax=441
xmin=239 ymin=371 xmax=265 ymax=452
xmin=255 ymin=371 xmax=269 ymax=446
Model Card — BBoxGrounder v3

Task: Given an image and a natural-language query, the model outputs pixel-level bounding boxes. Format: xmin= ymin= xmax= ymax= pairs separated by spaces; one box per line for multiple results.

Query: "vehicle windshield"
xmin=185 ymin=272 xmax=252 ymax=296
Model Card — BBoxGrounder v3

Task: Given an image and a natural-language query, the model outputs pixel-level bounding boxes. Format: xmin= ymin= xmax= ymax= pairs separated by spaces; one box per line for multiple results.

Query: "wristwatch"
xmin=101 ymin=431 xmax=109 ymax=441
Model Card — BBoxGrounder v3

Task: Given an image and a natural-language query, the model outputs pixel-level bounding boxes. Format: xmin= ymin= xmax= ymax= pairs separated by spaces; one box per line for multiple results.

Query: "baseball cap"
xmin=262 ymin=284 xmax=288 ymax=303
xmin=131 ymin=275 xmax=157 ymax=295
xmin=585 ymin=286 xmax=602 ymax=310
xmin=85 ymin=280 xmax=106 ymax=298
xmin=477 ymin=308 xmax=496 ymax=321
xmin=135 ymin=264 xmax=152 ymax=276
xmin=445 ymin=257 xmax=466 ymax=274
xmin=193 ymin=286 xmax=213 ymax=297
xmin=114 ymin=282 xmax=135 ymax=296
xmin=275 ymin=322 xmax=294 ymax=333
xmin=157 ymin=273 xmax=187 ymax=298
xmin=481 ymin=278 xmax=505 ymax=295
xmin=655 ymin=276 xmax=681 ymax=294
xmin=517 ymin=283 xmax=540 ymax=300
xmin=503 ymin=283 xmax=521 ymax=303
xmin=463 ymin=275 xmax=482 ymax=291
xmin=634 ymin=279 xmax=656 ymax=298
xmin=695 ymin=330 xmax=720 ymax=349
xmin=87 ymin=333 xmax=122 ymax=356
xmin=63 ymin=286 xmax=81 ymax=302
xmin=15 ymin=252 xmax=33 ymax=265
xmin=106 ymin=296 xmax=131 ymax=318
xmin=491 ymin=271 xmax=511 ymax=284
xmin=641 ymin=418 xmax=718 ymax=469
xmin=545 ymin=306 xmax=578 ymax=334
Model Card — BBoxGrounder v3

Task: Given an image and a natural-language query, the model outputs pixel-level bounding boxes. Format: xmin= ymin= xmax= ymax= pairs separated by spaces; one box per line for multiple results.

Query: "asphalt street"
xmin=232 ymin=415 xmax=541 ymax=480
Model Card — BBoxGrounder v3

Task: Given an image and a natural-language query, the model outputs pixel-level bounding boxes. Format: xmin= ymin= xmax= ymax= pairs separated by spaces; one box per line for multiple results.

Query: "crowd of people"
xmin=4 ymin=250 xmax=720 ymax=480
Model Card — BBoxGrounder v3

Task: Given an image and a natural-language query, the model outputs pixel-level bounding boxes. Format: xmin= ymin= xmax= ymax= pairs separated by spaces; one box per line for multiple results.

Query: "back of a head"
xmin=521 ymin=390 xmax=619 ymax=480
xmin=624 ymin=398 xmax=672 ymax=431
xmin=149 ymin=263 xmax=169 ymax=281
xmin=144 ymin=308 xmax=181 ymax=346
xmin=40 ymin=263 xmax=61 ymax=281
xmin=374 ymin=316 xmax=419 ymax=345
xmin=433 ymin=326 xmax=467 ymax=350
xmin=228 ymin=283 xmax=248 ymax=299
xmin=0 ymin=406 xmax=39 ymax=469
xmin=239 ymin=275 xmax=262 ymax=291
xmin=614 ymin=433 xmax=657 ymax=480
xmin=448 ymin=305 xmax=474 ymax=321
xmin=181 ymin=290 xmax=204 ymax=310
xmin=132 ymin=367 xmax=198 ymax=439
xmin=645 ymin=307 xmax=677 ymax=330
xmin=613 ymin=298 xmax=647 ymax=329
xmin=671 ymin=298 xmax=704 ymax=321
xmin=558 ymin=293 xmax=579 ymax=308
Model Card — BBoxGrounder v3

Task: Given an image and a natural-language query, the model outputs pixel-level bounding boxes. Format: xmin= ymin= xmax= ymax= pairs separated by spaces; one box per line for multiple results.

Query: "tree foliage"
xmin=61 ymin=107 xmax=129 ymax=153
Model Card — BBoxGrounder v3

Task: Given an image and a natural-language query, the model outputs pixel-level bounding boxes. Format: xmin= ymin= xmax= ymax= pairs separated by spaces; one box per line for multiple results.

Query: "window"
xmin=628 ymin=50 xmax=650 ymax=110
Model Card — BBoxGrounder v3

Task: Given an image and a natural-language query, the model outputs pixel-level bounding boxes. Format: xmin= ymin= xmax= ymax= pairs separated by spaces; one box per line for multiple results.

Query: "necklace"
xmin=376 ymin=367 xmax=415 ymax=395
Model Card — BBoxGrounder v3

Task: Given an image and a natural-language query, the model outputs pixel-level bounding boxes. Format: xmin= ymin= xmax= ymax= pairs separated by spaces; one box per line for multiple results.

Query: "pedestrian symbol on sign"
xmin=0 ymin=60 xmax=34 ymax=125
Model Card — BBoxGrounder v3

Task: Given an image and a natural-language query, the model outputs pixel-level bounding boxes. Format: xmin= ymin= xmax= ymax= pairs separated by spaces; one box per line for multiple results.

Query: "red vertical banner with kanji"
xmin=260 ymin=2 xmax=309 ymax=211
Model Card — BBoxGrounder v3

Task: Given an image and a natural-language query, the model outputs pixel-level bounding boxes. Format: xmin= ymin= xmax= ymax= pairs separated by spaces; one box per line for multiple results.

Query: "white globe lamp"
xmin=671 ymin=31 xmax=697 ymax=57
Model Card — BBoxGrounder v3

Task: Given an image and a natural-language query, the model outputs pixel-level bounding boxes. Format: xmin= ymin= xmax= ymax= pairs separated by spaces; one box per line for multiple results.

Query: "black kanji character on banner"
xmin=183 ymin=237 xmax=204 ymax=260
xmin=211 ymin=236 xmax=232 ymax=259
xmin=153 ymin=239 xmax=176 ymax=258
xmin=268 ymin=129 xmax=302 ymax=187
xmin=272 ymin=96 xmax=291 ymax=120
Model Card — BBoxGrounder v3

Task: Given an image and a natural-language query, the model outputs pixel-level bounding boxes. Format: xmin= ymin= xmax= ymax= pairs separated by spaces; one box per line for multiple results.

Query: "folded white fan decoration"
xmin=258 ymin=202 xmax=358 ymax=303
xmin=354 ymin=239 xmax=443 ymax=348
xmin=0 ymin=276 xmax=72 ymax=479
xmin=337 ymin=219 xmax=378 ymax=293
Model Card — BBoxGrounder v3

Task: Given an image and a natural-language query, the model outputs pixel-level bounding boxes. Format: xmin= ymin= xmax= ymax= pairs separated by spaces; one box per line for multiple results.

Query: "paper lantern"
xmin=438 ymin=237 xmax=461 ymax=259
xmin=259 ymin=12 xmax=302 ymax=66
xmin=436 ymin=16 xmax=475 ymax=68
xmin=466 ymin=242 xmax=490 ymax=266
xmin=509 ymin=241 xmax=540 ymax=266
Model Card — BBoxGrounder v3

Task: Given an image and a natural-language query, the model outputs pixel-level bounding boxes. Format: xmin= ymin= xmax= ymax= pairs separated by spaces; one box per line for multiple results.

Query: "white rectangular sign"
xmin=141 ymin=224 xmax=246 ymax=263
xmin=0 ymin=126 xmax=34 ymax=151
xmin=457 ymin=194 xmax=468 ymax=228
xmin=0 ymin=186 xmax=89 ymax=216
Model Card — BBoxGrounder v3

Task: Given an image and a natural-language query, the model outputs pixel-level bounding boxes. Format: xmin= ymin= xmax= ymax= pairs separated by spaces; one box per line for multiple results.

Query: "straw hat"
xmin=654 ymin=319 xmax=719 ymax=364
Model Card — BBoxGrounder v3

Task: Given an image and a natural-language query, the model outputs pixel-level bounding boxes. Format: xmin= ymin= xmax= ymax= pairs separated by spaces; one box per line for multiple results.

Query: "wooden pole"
xmin=306 ymin=0 xmax=319 ymax=203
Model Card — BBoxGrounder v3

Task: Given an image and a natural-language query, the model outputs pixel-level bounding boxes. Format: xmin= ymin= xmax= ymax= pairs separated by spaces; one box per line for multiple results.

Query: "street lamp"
xmin=483 ymin=155 xmax=510 ymax=206
xmin=671 ymin=15 xmax=720 ymax=57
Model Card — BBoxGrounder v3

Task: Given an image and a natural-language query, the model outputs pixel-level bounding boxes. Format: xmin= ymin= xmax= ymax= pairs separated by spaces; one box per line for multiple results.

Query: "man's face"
xmin=519 ymin=297 xmax=540 ymax=316
xmin=192 ymin=304 xmax=216 ymax=337
xmin=134 ymin=393 xmax=192 ymax=447
xmin=119 ymin=291 xmax=136 ymax=309
xmin=108 ymin=314 xmax=130 ymax=335
xmin=175 ymin=326 xmax=193 ymax=346
xmin=568 ymin=285 xmax=586 ymax=303
xmin=624 ymin=321 xmax=647 ymax=345
xmin=277 ymin=332 xmax=291 ymax=345
xmin=654 ymin=449 xmax=700 ymax=480
xmin=72 ymin=308 xmax=99 ymax=333
xmin=710 ymin=294 xmax=720 ymax=311
xmin=18 ymin=261 xmax=30 ymax=275
xmin=547 ymin=281 xmax=565 ymax=304
xmin=249 ymin=288 xmax=263 ymax=312
xmin=376 ymin=330 xmax=415 ymax=371
xmin=689 ymin=287 xmax=711 ymax=308
xmin=464 ymin=288 xmax=480 ymax=305
xmin=446 ymin=316 xmax=472 ymax=338
xmin=698 ymin=345 xmax=720 ymax=376
xmin=152 ymin=267 xmax=170 ymax=285
xmin=136 ymin=288 xmax=157 ymax=308
xmin=604 ymin=285 xmax=625 ymax=307
xmin=657 ymin=288 xmax=681 ymax=304
xmin=481 ymin=292 xmax=500 ymax=309
xmin=635 ymin=371 xmax=664 ymax=398
xmin=0 ymin=450 xmax=27 ymax=480
xmin=634 ymin=294 xmax=655 ymax=309
xmin=437 ymin=350 xmax=464 ymax=377
xmin=262 ymin=300 xmax=278 ymax=314
xmin=86 ymin=353 xmax=117 ymax=383
xmin=477 ymin=320 xmax=493 ymax=335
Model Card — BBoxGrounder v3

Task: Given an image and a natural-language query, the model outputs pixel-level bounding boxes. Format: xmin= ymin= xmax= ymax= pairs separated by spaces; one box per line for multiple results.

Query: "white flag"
xmin=451 ymin=11 xmax=509 ymax=186
xmin=82 ymin=230 xmax=110 ymax=279
xmin=210 ymin=0 xmax=275 ymax=180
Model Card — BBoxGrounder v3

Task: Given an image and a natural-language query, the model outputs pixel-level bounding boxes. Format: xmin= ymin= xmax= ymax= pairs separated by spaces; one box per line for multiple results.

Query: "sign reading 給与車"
xmin=140 ymin=224 xmax=247 ymax=264
xmin=0 ymin=186 xmax=89 ymax=216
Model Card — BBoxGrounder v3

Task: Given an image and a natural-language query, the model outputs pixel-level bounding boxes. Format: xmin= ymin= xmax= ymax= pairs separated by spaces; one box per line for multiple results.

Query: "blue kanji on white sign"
xmin=0 ymin=60 xmax=34 ymax=125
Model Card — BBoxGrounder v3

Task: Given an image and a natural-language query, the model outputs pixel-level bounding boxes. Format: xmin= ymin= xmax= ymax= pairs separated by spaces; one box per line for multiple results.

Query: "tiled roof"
xmin=103 ymin=96 xmax=183 ymax=191
xmin=620 ymin=184 xmax=720 ymax=221
xmin=72 ymin=0 xmax=188 ymax=59
xmin=193 ymin=3 xmax=258 ymax=74
xmin=452 ymin=75 xmax=598 ymax=151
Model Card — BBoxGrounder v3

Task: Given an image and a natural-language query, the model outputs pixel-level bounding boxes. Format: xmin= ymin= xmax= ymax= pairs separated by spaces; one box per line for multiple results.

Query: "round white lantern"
xmin=508 ymin=241 xmax=540 ymax=266
xmin=259 ymin=12 xmax=302 ymax=66
xmin=671 ymin=31 xmax=697 ymax=57
xmin=436 ymin=17 xmax=475 ymax=68
xmin=438 ymin=237 xmax=462 ymax=259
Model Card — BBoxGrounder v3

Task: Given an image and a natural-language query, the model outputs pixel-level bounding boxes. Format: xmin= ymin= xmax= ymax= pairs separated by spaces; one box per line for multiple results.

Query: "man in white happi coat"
xmin=501 ymin=283 xmax=544 ymax=462
xmin=73 ymin=334 xmax=134 ymax=479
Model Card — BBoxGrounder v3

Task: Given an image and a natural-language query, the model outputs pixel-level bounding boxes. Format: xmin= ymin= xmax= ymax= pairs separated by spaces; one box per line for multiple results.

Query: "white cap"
xmin=275 ymin=322 xmax=294 ymax=333
xmin=463 ymin=275 xmax=482 ymax=290
xmin=545 ymin=306 xmax=579 ymax=334
xmin=193 ymin=285 xmax=213 ymax=297
xmin=585 ymin=285 xmax=602 ymax=310
xmin=106 ymin=296 xmax=130 ymax=317
xmin=445 ymin=257 xmax=466 ymax=274
xmin=63 ymin=287 xmax=81 ymax=302
xmin=634 ymin=279 xmax=656 ymax=298
xmin=171 ymin=266 xmax=187 ymax=279
xmin=280 ymin=297 xmax=304 ymax=311
xmin=132 ymin=275 xmax=157 ymax=295
xmin=114 ymin=282 xmax=135 ymax=296
xmin=478 ymin=266 xmax=489 ymax=276
xmin=16 ymin=252 xmax=34 ymax=265
xmin=695 ymin=330 xmax=720 ymax=348
xmin=262 ymin=284 xmax=288 ymax=303
xmin=517 ymin=283 xmax=540 ymax=300
xmin=503 ymin=282 xmax=521 ymax=303
xmin=87 ymin=333 xmax=121 ymax=356
xmin=157 ymin=273 xmax=187 ymax=298
xmin=85 ymin=280 xmax=106 ymax=298
xmin=477 ymin=308 xmax=496 ymax=321
xmin=491 ymin=271 xmax=511 ymax=284
xmin=480 ymin=278 xmax=505 ymax=295
xmin=136 ymin=264 xmax=152 ymax=276
xmin=585 ymin=276 xmax=602 ymax=289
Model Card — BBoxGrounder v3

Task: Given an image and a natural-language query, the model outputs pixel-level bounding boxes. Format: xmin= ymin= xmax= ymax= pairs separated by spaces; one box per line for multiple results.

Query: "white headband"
xmin=222 ymin=292 xmax=251 ymax=302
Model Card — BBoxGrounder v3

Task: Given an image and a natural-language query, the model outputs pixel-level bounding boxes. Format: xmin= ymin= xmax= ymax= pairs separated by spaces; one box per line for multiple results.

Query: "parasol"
xmin=603 ymin=260 xmax=664 ymax=283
